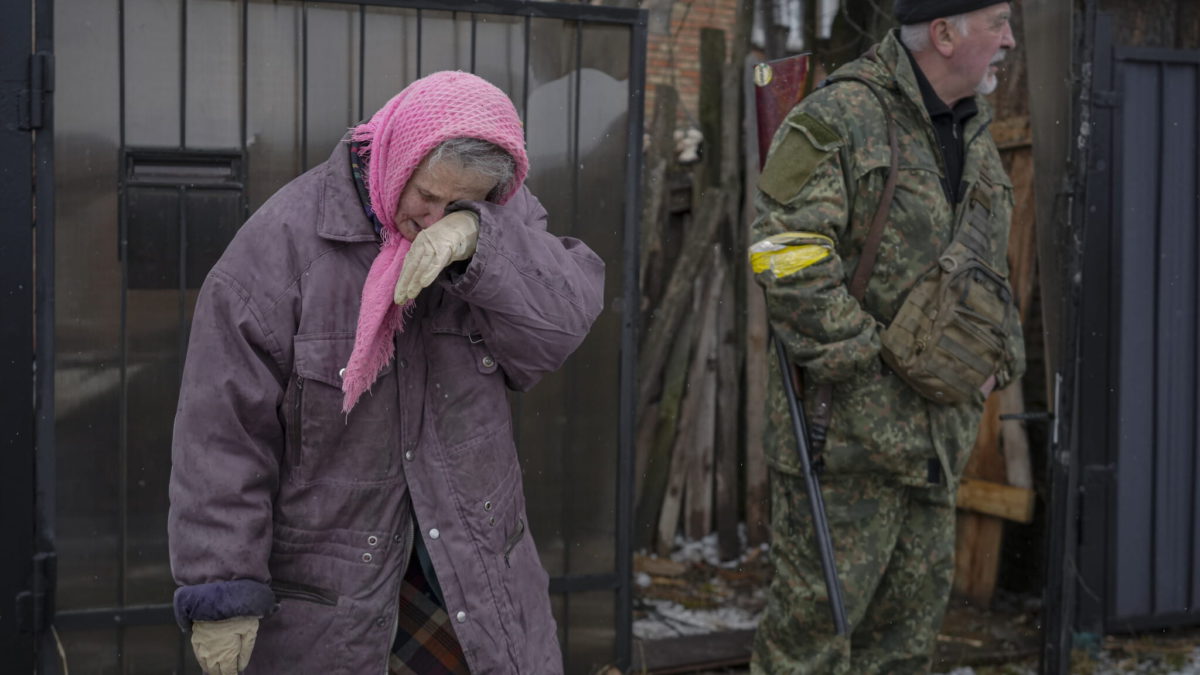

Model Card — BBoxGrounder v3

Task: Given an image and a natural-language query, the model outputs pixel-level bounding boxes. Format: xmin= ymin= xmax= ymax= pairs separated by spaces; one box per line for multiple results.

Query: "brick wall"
xmin=645 ymin=0 xmax=743 ymax=129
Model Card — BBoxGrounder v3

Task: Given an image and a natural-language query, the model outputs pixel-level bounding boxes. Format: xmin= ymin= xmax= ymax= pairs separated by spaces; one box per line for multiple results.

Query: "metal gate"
xmin=33 ymin=0 xmax=645 ymax=672
xmin=1077 ymin=13 xmax=1200 ymax=634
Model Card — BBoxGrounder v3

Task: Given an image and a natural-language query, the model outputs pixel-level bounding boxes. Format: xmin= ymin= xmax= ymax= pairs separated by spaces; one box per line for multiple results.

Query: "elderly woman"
xmin=167 ymin=71 xmax=604 ymax=674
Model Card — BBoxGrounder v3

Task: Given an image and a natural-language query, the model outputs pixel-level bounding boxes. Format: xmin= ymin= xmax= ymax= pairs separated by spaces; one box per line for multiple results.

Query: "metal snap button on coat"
xmin=338 ymin=367 xmax=346 ymax=379
xmin=483 ymin=501 xmax=492 ymax=511
xmin=393 ymin=533 xmax=403 ymax=543
xmin=367 ymin=535 xmax=378 ymax=547
xmin=455 ymin=611 xmax=466 ymax=623
xmin=361 ymin=552 xmax=373 ymax=563
xmin=428 ymin=528 xmax=440 ymax=540
xmin=399 ymin=358 xmax=408 ymax=368
xmin=481 ymin=355 xmax=495 ymax=368
xmin=404 ymin=450 xmax=414 ymax=461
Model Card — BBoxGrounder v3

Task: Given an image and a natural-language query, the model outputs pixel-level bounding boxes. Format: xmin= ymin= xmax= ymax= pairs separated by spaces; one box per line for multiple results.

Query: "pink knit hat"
xmin=341 ymin=71 xmax=528 ymax=412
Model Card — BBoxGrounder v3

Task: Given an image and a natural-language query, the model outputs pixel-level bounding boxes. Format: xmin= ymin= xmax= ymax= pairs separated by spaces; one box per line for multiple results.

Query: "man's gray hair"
xmin=427 ymin=137 xmax=517 ymax=202
xmin=899 ymin=14 xmax=971 ymax=53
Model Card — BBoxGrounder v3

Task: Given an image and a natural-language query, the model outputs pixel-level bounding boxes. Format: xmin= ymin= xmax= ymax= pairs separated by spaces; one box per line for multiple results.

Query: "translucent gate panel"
xmin=519 ymin=17 xmax=580 ymax=580
xmin=417 ymin=10 xmax=465 ymax=75
xmin=472 ymin=12 xmax=525 ymax=107
xmin=185 ymin=0 xmax=241 ymax=148
xmin=361 ymin=6 xmax=419 ymax=118
xmin=304 ymin=3 xmax=361 ymax=170
xmin=124 ymin=0 xmax=182 ymax=147
xmin=562 ymin=22 xmax=629 ymax=576
xmin=55 ymin=0 xmax=123 ymax=615
xmin=51 ymin=2 xmax=641 ymax=672
xmin=246 ymin=0 xmax=300 ymax=210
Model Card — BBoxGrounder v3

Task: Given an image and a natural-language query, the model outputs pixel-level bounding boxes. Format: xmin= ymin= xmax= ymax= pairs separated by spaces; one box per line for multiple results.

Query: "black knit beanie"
xmin=894 ymin=0 xmax=1007 ymax=24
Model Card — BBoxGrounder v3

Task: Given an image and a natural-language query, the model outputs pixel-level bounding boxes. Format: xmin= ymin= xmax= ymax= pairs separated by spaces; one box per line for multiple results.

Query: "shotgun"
xmin=754 ymin=53 xmax=849 ymax=636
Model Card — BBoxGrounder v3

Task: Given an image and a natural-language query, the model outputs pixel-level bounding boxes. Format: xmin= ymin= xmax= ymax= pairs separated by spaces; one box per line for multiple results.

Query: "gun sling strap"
xmin=798 ymin=71 xmax=899 ymax=450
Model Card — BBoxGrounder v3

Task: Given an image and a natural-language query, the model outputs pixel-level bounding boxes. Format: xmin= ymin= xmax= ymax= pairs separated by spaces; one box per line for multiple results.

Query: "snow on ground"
xmin=933 ymin=644 xmax=1200 ymax=675
xmin=633 ymin=598 xmax=762 ymax=641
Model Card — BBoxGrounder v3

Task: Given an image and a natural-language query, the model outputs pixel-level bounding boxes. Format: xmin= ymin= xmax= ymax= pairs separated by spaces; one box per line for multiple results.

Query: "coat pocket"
xmin=426 ymin=309 xmax=509 ymax=451
xmin=289 ymin=333 xmax=400 ymax=485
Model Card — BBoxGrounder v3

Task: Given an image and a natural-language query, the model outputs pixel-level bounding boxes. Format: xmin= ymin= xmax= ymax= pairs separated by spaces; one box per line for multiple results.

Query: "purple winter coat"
xmin=168 ymin=142 xmax=605 ymax=674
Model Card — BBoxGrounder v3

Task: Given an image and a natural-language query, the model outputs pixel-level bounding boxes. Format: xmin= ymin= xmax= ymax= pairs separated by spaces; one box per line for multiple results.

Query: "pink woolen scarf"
xmin=341 ymin=71 xmax=529 ymax=412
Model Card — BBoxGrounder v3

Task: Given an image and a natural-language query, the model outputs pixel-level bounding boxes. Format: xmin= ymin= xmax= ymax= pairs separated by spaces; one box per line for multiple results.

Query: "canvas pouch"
xmin=880 ymin=182 xmax=1015 ymax=404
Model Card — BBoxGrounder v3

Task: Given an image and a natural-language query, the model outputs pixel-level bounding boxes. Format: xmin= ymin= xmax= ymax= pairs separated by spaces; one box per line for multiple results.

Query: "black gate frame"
xmin=2 ymin=0 xmax=56 ymax=671
xmin=9 ymin=0 xmax=646 ymax=671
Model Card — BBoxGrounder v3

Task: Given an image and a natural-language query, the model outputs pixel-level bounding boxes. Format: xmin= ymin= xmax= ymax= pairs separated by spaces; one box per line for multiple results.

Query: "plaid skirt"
xmin=388 ymin=550 xmax=470 ymax=674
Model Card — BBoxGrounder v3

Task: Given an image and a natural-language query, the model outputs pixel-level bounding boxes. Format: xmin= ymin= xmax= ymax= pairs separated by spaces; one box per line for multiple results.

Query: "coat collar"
xmin=315 ymin=141 xmax=382 ymax=243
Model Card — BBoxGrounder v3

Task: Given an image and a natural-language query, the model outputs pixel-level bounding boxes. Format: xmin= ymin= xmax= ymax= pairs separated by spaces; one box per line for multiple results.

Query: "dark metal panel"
xmin=1076 ymin=9 xmax=1116 ymax=634
xmin=1152 ymin=61 xmax=1198 ymax=617
xmin=0 ymin=0 xmax=36 ymax=666
xmin=1112 ymin=59 xmax=1160 ymax=622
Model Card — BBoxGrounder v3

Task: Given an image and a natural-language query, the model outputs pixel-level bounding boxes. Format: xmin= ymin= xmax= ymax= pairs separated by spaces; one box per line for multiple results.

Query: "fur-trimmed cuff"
xmin=174 ymin=579 xmax=278 ymax=632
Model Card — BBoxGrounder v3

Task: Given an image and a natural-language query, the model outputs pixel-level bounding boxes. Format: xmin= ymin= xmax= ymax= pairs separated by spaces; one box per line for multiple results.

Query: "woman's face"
xmin=393 ymin=157 xmax=498 ymax=241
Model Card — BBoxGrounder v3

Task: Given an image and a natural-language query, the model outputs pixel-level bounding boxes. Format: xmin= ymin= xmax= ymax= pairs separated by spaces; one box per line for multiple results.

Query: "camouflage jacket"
xmin=750 ymin=31 xmax=1025 ymax=484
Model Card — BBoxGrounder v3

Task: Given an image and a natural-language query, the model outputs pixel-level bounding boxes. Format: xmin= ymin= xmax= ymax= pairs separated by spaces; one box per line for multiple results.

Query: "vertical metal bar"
xmin=0 ymin=0 xmax=34 ymax=665
xmin=616 ymin=14 xmax=647 ymax=670
xmin=117 ymin=0 xmax=131 ymax=669
xmin=1151 ymin=59 xmax=1165 ymax=616
xmin=33 ymin=0 xmax=59 ymax=668
xmin=521 ymin=15 xmax=530 ymax=127
xmin=358 ymin=4 xmax=366 ymax=121
xmin=179 ymin=187 xmax=188 ymax=383
xmin=181 ymin=0 xmax=188 ymax=149
xmin=301 ymin=3 xmax=309 ymax=170
xmin=415 ymin=8 xmax=423 ymax=77
xmin=469 ymin=13 xmax=477 ymax=73
xmin=241 ymin=0 xmax=249 ymax=219
xmin=563 ymin=25 xmax=582 ymax=665
xmin=1191 ymin=61 xmax=1200 ymax=614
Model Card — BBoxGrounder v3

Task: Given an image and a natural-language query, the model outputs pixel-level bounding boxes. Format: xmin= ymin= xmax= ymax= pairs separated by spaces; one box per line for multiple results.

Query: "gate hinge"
xmin=15 ymin=551 xmax=56 ymax=634
xmin=1092 ymin=89 xmax=1119 ymax=109
xmin=19 ymin=52 xmax=54 ymax=131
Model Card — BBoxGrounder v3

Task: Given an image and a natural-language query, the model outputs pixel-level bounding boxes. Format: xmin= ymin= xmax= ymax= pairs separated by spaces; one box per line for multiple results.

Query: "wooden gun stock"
xmin=753 ymin=53 xmax=811 ymax=170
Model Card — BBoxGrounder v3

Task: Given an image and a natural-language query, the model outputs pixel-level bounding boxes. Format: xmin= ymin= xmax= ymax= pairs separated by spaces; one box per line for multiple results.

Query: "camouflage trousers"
xmin=751 ymin=469 xmax=956 ymax=674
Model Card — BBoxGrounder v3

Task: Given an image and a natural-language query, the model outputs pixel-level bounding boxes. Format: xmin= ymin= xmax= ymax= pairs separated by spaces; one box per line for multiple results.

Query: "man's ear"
xmin=930 ymin=18 xmax=956 ymax=58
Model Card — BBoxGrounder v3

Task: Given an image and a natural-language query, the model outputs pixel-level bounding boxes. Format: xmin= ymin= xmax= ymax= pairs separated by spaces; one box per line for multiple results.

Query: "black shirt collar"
xmin=902 ymin=43 xmax=978 ymax=125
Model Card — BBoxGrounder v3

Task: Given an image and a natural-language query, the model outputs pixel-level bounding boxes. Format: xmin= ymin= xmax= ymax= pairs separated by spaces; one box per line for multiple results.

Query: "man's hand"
xmin=191 ymin=616 xmax=260 ymax=674
xmin=394 ymin=211 xmax=480 ymax=304
xmin=980 ymin=374 xmax=997 ymax=398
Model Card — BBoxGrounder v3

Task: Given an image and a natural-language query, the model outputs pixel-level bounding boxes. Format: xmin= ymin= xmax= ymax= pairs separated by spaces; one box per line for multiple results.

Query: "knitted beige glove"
xmin=190 ymin=616 xmax=259 ymax=674
xmin=394 ymin=210 xmax=480 ymax=304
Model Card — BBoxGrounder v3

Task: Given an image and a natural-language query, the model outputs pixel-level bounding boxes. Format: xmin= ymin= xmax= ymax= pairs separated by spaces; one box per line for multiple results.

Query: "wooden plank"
xmin=715 ymin=273 xmax=741 ymax=560
xmin=657 ymin=257 xmax=726 ymax=554
xmin=957 ymin=478 xmax=1036 ymax=524
xmin=684 ymin=263 xmax=720 ymax=540
xmin=954 ymin=512 xmax=1006 ymax=606
xmin=991 ymin=115 xmax=1032 ymax=150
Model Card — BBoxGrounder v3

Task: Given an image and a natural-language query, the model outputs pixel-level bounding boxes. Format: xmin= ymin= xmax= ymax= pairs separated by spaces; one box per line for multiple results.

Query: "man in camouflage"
xmin=749 ymin=1 xmax=1025 ymax=672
